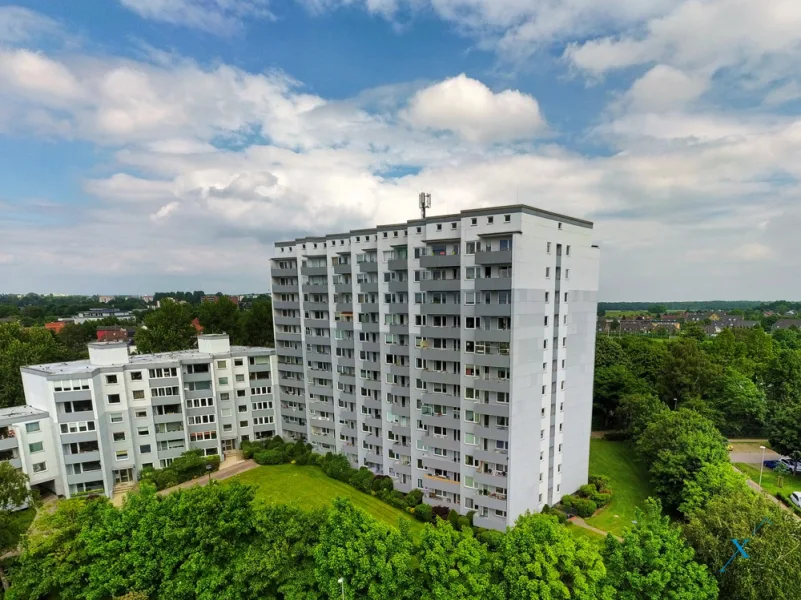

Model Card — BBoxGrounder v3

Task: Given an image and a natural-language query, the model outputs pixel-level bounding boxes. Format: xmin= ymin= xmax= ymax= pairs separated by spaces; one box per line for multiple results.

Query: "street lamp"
xmin=758 ymin=445 xmax=766 ymax=488
xmin=337 ymin=577 xmax=345 ymax=600
xmin=673 ymin=398 xmax=678 ymax=410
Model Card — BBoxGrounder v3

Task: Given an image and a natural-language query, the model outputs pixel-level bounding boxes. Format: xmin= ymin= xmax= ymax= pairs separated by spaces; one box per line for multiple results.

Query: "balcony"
xmin=304 ymin=301 xmax=329 ymax=311
xmin=421 ymin=392 xmax=462 ymax=408
xmin=359 ymin=282 xmax=379 ymax=293
xmin=301 ymin=266 xmax=328 ymax=277
xmin=272 ymin=300 xmax=299 ymax=310
xmin=282 ymin=421 xmax=307 ymax=434
xmin=471 ymin=329 xmax=511 ymax=343
xmin=474 ymin=303 xmax=512 ymax=317
xmin=419 ymin=278 xmax=461 ymax=292
xmin=270 ymin=267 xmax=297 ymax=277
xmin=474 ymin=277 xmax=511 ymax=291
xmin=474 ymin=250 xmax=512 ymax=265
xmin=274 ymin=316 xmax=300 ymax=326
xmin=303 ymin=283 xmax=328 ymax=295
xmin=275 ymin=331 xmax=302 ymax=342
xmin=472 ymin=352 xmax=511 ymax=368
xmin=333 ymin=263 xmax=351 ymax=274
xmin=272 ymin=284 xmax=299 ymax=294
xmin=358 ymin=262 xmax=378 ymax=273
xmin=334 ymin=283 xmax=352 ymax=294
xmin=424 ymin=473 xmax=461 ymax=487
xmin=387 ymin=280 xmax=408 ymax=292
xmin=305 ymin=318 xmax=330 ymax=329
xmin=63 ymin=450 xmax=101 ymax=464
xmin=420 ymin=254 xmax=461 ymax=268
xmin=387 ymin=258 xmax=408 ymax=271
xmin=421 ymin=303 xmax=461 ymax=316
xmin=0 ymin=435 xmax=18 ymax=452
xmin=421 ymin=369 xmax=461 ymax=386
xmin=58 ymin=409 xmax=96 ymax=423
xmin=420 ymin=348 xmax=460 ymax=362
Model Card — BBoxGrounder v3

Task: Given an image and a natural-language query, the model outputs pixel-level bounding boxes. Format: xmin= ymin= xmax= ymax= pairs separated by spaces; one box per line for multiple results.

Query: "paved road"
xmin=730 ymin=450 xmax=779 ymax=464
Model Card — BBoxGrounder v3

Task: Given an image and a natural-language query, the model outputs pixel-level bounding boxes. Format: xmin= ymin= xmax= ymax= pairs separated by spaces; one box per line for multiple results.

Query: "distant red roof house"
xmin=44 ymin=321 xmax=66 ymax=334
xmin=97 ymin=326 xmax=128 ymax=342
xmin=192 ymin=317 xmax=204 ymax=332
xmin=201 ymin=295 xmax=240 ymax=305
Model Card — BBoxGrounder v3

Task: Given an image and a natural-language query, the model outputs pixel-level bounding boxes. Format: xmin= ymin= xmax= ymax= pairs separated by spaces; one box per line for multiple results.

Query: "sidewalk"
xmin=157 ymin=458 xmax=258 ymax=496
xmin=568 ymin=516 xmax=622 ymax=541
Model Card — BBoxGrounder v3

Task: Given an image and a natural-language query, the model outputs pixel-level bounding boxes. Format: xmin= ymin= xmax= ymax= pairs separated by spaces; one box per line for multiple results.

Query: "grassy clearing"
xmin=227 ymin=464 xmax=425 ymax=533
xmin=565 ymin=522 xmax=607 ymax=546
xmin=585 ymin=439 xmax=655 ymax=536
xmin=735 ymin=462 xmax=801 ymax=497
xmin=3 ymin=507 xmax=35 ymax=551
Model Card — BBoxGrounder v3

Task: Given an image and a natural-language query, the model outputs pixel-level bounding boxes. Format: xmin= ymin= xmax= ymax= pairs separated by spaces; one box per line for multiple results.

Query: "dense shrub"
xmin=447 ymin=509 xmax=460 ymax=529
xmin=589 ymin=474 xmax=611 ymax=492
xmin=349 ymin=467 xmax=374 ymax=493
xmin=371 ymin=475 xmax=393 ymax=494
xmin=405 ymin=488 xmax=423 ymax=507
xmin=456 ymin=515 xmax=471 ymax=531
xmin=603 ymin=430 xmax=630 ymax=441
xmin=253 ymin=449 xmax=284 ymax=465
xmin=475 ymin=528 xmax=505 ymax=550
xmin=431 ymin=505 xmax=450 ymax=521
xmin=138 ymin=450 xmax=220 ymax=491
xmin=414 ymin=503 xmax=434 ymax=523
xmin=561 ymin=495 xmax=598 ymax=518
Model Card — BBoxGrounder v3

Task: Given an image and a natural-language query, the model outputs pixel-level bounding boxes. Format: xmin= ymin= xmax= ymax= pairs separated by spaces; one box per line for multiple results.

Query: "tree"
xmin=0 ymin=462 xmax=35 ymax=551
xmin=417 ymin=520 xmax=500 ymax=600
xmin=602 ymin=497 xmax=718 ymax=600
xmin=500 ymin=512 xmax=613 ymax=600
xmin=619 ymin=336 xmax=668 ymax=388
xmin=763 ymin=348 xmax=801 ymax=407
xmin=0 ymin=323 xmax=72 ymax=408
xmin=594 ymin=365 xmax=651 ymax=429
xmin=134 ymin=300 xmax=196 ymax=354
xmin=314 ymin=498 xmax=418 ymax=600
xmin=648 ymin=304 xmax=668 ymax=316
xmin=636 ymin=409 xmax=729 ymax=509
xmin=684 ymin=488 xmax=801 ymax=600
xmin=678 ymin=462 xmax=749 ymax=516
xmin=617 ymin=394 xmax=669 ymax=439
xmin=595 ymin=336 xmax=628 ymax=370
xmin=242 ymin=298 xmax=274 ymax=347
xmin=767 ymin=401 xmax=801 ymax=474
xmin=196 ymin=297 xmax=242 ymax=341
xmin=680 ymin=323 xmax=707 ymax=342
xmin=708 ymin=369 xmax=766 ymax=437
xmin=657 ymin=338 xmax=721 ymax=405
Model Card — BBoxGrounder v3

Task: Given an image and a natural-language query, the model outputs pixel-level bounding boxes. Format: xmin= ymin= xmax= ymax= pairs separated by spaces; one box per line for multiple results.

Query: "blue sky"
xmin=1 ymin=0 xmax=801 ymax=300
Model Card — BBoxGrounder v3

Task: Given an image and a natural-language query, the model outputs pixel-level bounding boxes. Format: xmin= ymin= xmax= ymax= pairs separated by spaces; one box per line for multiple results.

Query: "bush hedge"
xmin=558 ymin=476 xmax=614 ymax=518
xmin=139 ymin=449 xmax=221 ymax=491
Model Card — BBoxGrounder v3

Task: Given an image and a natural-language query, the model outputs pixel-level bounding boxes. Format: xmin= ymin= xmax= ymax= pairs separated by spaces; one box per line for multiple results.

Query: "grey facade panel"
xmin=474 ymin=250 xmax=512 ymax=265
xmin=419 ymin=279 xmax=461 ymax=292
xmin=420 ymin=254 xmax=461 ymax=268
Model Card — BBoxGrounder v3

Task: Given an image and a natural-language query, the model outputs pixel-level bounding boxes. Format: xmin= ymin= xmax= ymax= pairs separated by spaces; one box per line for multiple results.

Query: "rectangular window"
xmin=105 ymin=375 xmax=118 ymax=384
xmin=25 ymin=421 xmax=40 ymax=433
xmin=132 ymin=390 xmax=145 ymax=400
xmin=116 ymin=450 xmax=129 ymax=461
xmin=217 ymin=360 xmax=227 ymax=369
xmin=236 ymin=374 xmax=245 ymax=382
xmin=29 ymin=441 xmax=44 ymax=453
xmin=239 ymin=420 xmax=249 ymax=428
xmin=234 ymin=359 xmax=244 ymax=366
xmin=110 ymin=413 xmax=123 ymax=423
xmin=219 ymin=377 xmax=229 ymax=385
xmin=107 ymin=394 xmax=121 ymax=404
xmin=135 ymin=410 xmax=147 ymax=419
xmin=113 ymin=431 xmax=126 ymax=442
xmin=220 ymin=392 xmax=230 ymax=401
xmin=130 ymin=371 xmax=143 ymax=381
xmin=545 ymin=267 xmax=550 ymax=278
xmin=33 ymin=461 xmax=47 ymax=473
xmin=566 ymin=245 xmax=571 ymax=256
xmin=140 ymin=444 xmax=152 ymax=454
xmin=137 ymin=427 xmax=149 ymax=436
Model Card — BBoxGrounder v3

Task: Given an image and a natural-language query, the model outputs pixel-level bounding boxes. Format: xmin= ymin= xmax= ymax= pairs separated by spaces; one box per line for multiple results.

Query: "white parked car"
xmin=790 ymin=491 xmax=801 ymax=510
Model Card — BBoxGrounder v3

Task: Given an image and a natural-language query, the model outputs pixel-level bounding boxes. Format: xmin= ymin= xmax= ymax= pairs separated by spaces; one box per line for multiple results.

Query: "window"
xmin=558 ymin=222 xmax=563 ymax=230
xmin=543 ymin=339 xmax=548 ymax=349
xmin=547 ymin=242 xmax=551 ymax=253
xmin=217 ymin=360 xmax=227 ymax=369
xmin=140 ymin=444 xmax=152 ymax=454
xmin=465 ymin=267 xmax=478 ymax=280
xmin=219 ymin=377 xmax=229 ymax=385
xmin=504 ymin=214 xmax=511 ymax=222
xmin=132 ymin=390 xmax=145 ymax=400
xmin=566 ymin=245 xmax=571 ymax=256
xmin=464 ymin=292 xmax=476 ymax=305
xmin=545 ymin=267 xmax=550 ymax=278
xmin=544 ymin=316 xmax=548 ymax=326
xmin=137 ymin=426 xmax=149 ymax=436
xmin=223 ymin=424 xmax=233 ymax=432
xmin=436 ymin=224 xmax=442 ymax=231
xmin=239 ymin=420 xmax=249 ymax=427
xmin=235 ymin=374 xmax=245 ymax=382
xmin=32 ymin=461 xmax=47 ymax=473
xmin=110 ymin=413 xmax=123 ymax=424
xmin=565 ymin=269 xmax=570 ymax=279
xmin=25 ymin=421 xmax=40 ymax=433
xmin=221 ymin=408 xmax=232 ymax=417
xmin=237 ymin=389 xmax=246 ymax=397
xmin=113 ymin=432 xmax=126 ymax=442
xmin=130 ymin=371 xmax=143 ymax=381
xmin=465 ymin=241 xmax=477 ymax=254
xmin=107 ymin=394 xmax=121 ymax=404
xmin=451 ymin=222 xmax=457 ymax=229
xmin=116 ymin=450 xmax=129 ymax=461
xmin=220 ymin=392 xmax=230 ymax=401
xmin=135 ymin=410 xmax=147 ymax=419
xmin=470 ymin=217 xmax=477 ymax=226
xmin=29 ymin=441 xmax=44 ymax=453
xmin=106 ymin=375 xmax=118 ymax=384
xmin=234 ymin=358 xmax=244 ymax=366
xmin=545 ymin=291 xmax=550 ymax=302
xmin=487 ymin=216 xmax=494 ymax=224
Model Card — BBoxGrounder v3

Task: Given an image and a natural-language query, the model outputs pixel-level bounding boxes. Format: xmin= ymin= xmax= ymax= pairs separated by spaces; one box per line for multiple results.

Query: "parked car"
xmin=790 ymin=492 xmax=801 ymax=510
xmin=780 ymin=458 xmax=801 ymax=472
xmin=763 ymin=460 xmax=780 ymax=469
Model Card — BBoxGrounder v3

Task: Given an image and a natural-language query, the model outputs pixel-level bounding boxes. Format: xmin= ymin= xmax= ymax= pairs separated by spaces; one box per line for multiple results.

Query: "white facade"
xmin=271 ymin=204 xmax=600 ymax=531
xmin=16 ymin=335 xmax=277 ymax=499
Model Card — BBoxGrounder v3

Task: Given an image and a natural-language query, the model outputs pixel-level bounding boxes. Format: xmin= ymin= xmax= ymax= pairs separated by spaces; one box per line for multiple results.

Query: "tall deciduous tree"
xmin=133 ymin=300 xmax=196 ymax=354
xmin=763 ymin=348 xmax=801 ymax=407
xmin=603 ymin=497 xmax=718 ymax=600
xmin=417 ymin=520 xmax=500 ymax=600
xmin=636 ymin=409 xmax=729 ymax=509
xmin=0 ymin=462 xmax=35 ymax=551
xmin=657 ymin=338 xmax=721 ymax=405
xmin=768 ymin=401 xmax=801 ymax=474
xmin=196 ymin=297 xmax=242 ymax=341
xmin=709 ymin=369 xmax=766 ymax=437
xmin=500 ymin=512 xmax=613 ymax=600
xmin=242 ymin=298 xmax=274 ymax=347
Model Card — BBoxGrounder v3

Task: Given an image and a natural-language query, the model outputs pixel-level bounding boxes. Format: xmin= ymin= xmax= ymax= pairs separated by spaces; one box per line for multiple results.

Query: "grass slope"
xmin=229 ymin=464 xmax=424 ymax=533
xmin=585 ymin=439 xmax=654 ymax=536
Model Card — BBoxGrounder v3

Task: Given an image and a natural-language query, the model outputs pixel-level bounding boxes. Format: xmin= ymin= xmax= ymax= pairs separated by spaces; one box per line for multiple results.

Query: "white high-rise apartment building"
xmin=15 ymin=334 xmax=276 ymax=499
xmin=271 ymin=204 xmax=600 ymax=530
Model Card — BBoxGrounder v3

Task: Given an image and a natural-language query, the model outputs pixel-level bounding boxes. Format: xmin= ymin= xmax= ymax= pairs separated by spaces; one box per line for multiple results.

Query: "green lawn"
xmin=735 ymin=462 xmax=801 ymax=497
xmin=565 ymin=522 xmax=608 ymax=546
xmin=585 ymin=439 xmax=655 ymax=536
xmin=228 ymin=464 xmax=425 ymax=533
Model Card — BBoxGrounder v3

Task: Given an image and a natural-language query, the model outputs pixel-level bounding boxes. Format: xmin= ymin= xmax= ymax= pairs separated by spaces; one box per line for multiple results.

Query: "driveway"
xmin=728 ymin=441 xmax=779 ymax=465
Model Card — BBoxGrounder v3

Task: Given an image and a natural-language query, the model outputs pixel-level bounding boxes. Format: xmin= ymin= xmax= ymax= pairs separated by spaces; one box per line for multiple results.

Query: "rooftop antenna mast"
xmin=419 ymin=192 xmax=431 ymax=219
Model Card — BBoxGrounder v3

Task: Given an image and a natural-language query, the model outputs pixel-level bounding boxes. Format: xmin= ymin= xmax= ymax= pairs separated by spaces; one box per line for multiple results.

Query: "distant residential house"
xmin=650 ymin=320 xmax=681 ymax=332
xmin=596 ymin=318 xmax=610 ymax=333
xmin=201 ymin=295 xmax=240 ymax=305
xmin=44 ymin=321 xmax=66 ymax=334
xmin=620 ymin=320 xmax=651 ymax=334
xmin=704 ymin=324 xmax=723 ymax=336
xmin=686 ymin=311 xmax=726 ymax=322
xmin=787 ymin=310 xmax=797 ymax=316
xmin=96 ymin=326 xmax=128 ymax=342
xmin=61 ymin=308 xmax=135 ymax=324
xmin=772 ymin=319 xmax=801 ymax=331
xmin=97 ymin=296 xmax=115 ymax=304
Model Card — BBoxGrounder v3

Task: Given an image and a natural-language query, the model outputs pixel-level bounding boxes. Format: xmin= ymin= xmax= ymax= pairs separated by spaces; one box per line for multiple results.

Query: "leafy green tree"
xmin=708 ymin=369 xmax=766 ymax=437
xmin=648 ymin=304 xmax=668 ymax=316
xmin=678 ymin=462 xmax=749 ymax=516
xmin=0 ymin=462 xmax=36 ymax=551
xmin=602 ymin=497 xmax=718 ymax=600
xmin=617 ymin=394 xmax=669 ymax=439
xmin=196 ymin=297 xmax=242 ymax=341
xmin=680 ymin=323 xmax=707 ymax=342
xmin=242 ymin=298 xmax=274 ymax=347
xmin=314 ymin=498 xmax=418 ymax=600
xmin=657 ymin=338 xmax=721 ymax=405
xmin=763 ymin=348 xmax=801 ymax=407
xmin=134 ymin=300 xmax=196 ymax=354
xmin=0 ymin=323 xmax=72 ymax=408
xmin=683 ymin=488 xmax=801 ymax=600
xmin=767 ymin=401 xmax=801 ymax=474
xmin=417 ymin=520 xmax=500 ymax=600
xmin=619 ymin=337 xmax=668 ymax=388
xmin=594 ymin=365 xmax=651 ymax=429
xmin=500 ymin=512 xmax=613 ymax=600
xmin=595 ymin=336 xmax=628 ymax=369
xmin=637 ymin=409 xmax=729 ymax=509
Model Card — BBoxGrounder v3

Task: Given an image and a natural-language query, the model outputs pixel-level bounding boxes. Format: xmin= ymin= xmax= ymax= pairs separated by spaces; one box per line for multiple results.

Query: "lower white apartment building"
xmin=7 ymin=334 xmax=276 ymax=499
xmin=271 ymin=203 xmax=600 ymax=530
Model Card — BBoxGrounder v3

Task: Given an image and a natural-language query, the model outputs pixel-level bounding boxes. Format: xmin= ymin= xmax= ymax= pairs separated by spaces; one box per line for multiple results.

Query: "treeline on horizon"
xmin=599 ymin=300 xmax=801 ymax=312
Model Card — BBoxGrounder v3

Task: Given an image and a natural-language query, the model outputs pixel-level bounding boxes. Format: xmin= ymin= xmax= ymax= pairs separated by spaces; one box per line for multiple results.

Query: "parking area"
xmin=728 ymin=441 xmax=780 ymax=465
